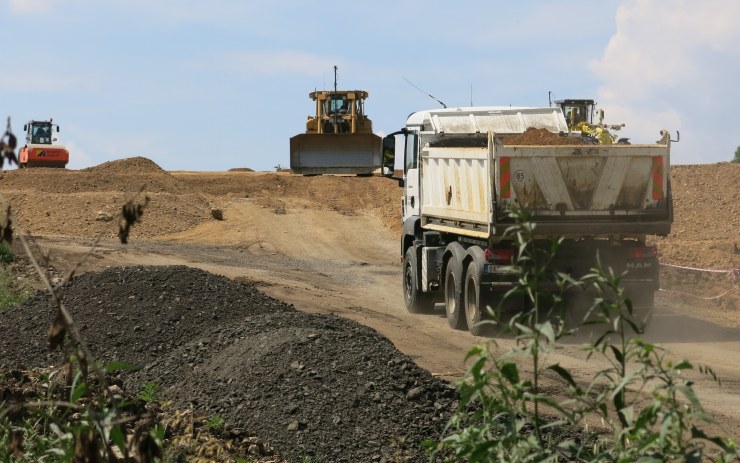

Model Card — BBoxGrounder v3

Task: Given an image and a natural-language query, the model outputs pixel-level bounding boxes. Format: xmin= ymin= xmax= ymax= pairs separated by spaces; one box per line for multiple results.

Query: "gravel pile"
xmin=1 ymin=266 xmax=457 ymax=462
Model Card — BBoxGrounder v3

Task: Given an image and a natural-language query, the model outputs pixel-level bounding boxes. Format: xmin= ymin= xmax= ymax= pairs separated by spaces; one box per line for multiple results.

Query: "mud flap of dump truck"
xmin=289 ymin=133 xmax=382 ymax=175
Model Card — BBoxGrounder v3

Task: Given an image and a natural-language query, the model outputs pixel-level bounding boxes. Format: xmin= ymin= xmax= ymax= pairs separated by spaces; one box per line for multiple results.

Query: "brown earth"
xmin=1 ymin=157 xmax=739 ymax=448
xmin=502 ymin=127 xmax=588 ymax=145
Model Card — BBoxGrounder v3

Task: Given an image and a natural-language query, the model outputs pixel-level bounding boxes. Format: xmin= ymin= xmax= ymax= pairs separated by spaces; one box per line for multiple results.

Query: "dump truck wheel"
xmin=464 ymin=260 xmax=486 ymax=336
xmin=444 ymin=255 xmax=467 ymax=330
xmin=403 ymin=247 xmax=434 ymax=314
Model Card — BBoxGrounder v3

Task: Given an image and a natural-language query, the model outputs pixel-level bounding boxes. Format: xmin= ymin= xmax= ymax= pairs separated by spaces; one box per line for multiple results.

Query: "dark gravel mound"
xmin=0 ymin=266 xmax=291 ymax=369
xmin=130 ymin=310 xmax=457 ymax=462
xmin=1 ymin=266 xmax=457 ymax=462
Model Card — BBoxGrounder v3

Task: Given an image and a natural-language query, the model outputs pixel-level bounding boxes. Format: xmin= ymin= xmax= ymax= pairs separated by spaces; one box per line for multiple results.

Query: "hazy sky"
xmin=2 ymin=0 xmax=738 ymax=170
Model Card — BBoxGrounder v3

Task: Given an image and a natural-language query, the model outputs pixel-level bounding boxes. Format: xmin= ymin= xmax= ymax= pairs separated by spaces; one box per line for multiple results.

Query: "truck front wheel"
xmin=403 ymin=248 xmax=434 ymax=314
xmin=444 ymin=256 xmax=467 ymax=330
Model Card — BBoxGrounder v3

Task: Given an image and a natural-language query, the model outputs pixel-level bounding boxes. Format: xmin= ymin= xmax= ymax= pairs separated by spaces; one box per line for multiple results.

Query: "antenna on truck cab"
xmin=402 ymin=76 xmax=447 ymax=108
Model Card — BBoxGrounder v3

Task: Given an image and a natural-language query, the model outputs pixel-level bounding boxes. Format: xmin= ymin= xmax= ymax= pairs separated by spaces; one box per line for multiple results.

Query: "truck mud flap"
xmin=289 ymin=133 xmax=382 ymax=175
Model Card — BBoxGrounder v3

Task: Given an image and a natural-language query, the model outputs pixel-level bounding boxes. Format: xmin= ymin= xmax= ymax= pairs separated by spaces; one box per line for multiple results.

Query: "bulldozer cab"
xmin=310 ymin=90 xmax=371 ymax=135
xmin=324 ymin=94 xmax=349 ymax=115
xmin=555 ymin=99 xmax=595 ymax=132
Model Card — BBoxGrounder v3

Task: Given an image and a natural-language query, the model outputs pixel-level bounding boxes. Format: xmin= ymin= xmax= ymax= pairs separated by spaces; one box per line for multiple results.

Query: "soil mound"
xmin=503 ymin=127 xmax=587 ymax=145
xmin=228 ymin=167 xmax=255 ymax=172
xmin=1 ymin=156 xmax=212 ymax=239
xmin=81 ymin=156 xmax=165 ymax=175
xmin=0 ymin=266 xmax=456 ymax=461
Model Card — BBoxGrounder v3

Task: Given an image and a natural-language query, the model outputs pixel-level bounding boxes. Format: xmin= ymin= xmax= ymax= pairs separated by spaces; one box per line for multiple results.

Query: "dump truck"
xmin=290 ymin=68 xmax=382 ymax=175
xmin=19 ymin=119 xmax=69 ymax=168
xmin=396 ymin=106 xmax=673 ymax=335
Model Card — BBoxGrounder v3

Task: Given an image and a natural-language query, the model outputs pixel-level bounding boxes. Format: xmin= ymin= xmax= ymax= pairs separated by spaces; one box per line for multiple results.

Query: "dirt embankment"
xmin=1 ymin=156 xmax=736 ymax=310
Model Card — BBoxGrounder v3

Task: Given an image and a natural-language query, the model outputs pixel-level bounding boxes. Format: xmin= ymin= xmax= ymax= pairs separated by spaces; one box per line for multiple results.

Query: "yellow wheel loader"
xmin=554 ymin=98 xmax=629 ymax=144
xmin=290 ymin=68 xmax=382 ymax=175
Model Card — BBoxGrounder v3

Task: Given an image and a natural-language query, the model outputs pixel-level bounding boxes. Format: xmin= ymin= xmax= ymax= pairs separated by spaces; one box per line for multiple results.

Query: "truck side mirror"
xmin=382 ymin=135 xmax=395 ymax=177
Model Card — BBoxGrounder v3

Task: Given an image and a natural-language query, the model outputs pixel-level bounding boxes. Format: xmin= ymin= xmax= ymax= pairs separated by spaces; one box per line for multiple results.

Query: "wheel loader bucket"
xmin=290 ymin=133 xmax=382 ymax=175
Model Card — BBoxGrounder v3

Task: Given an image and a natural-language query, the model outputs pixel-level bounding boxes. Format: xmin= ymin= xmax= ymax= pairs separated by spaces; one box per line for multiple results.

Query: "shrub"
xmin=431 ymin=208 xmax=738 ymax=462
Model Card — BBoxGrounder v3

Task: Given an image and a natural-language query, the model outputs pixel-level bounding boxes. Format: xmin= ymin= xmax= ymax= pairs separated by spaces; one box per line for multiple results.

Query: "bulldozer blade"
xmin=290 ymin=133 xmax=382 ymax=175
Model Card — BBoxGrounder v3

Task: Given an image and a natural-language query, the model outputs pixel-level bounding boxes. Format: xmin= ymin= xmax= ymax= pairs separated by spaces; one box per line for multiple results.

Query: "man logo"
xmin=626 ymin=262 xmax=653 ymax=270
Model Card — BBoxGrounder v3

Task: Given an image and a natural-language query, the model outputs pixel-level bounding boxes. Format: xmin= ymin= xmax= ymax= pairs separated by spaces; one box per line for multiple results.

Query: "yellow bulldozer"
xmin=290 ymin=67 xmax=382 ymax=175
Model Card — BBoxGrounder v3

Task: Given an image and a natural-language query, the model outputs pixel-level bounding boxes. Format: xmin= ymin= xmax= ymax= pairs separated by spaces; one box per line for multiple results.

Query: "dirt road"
xmin=2 ymin=160 xmax=739 ymax=441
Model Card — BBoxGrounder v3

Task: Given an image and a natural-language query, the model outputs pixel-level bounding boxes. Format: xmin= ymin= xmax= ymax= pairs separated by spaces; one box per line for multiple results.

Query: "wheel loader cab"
xmin=556 ymin=99 xmax=595 ymax=132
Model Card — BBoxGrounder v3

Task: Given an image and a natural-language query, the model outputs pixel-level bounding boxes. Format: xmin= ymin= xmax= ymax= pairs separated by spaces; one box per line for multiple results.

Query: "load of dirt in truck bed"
xmin=502 ymin=127 xmax=588 ymax=145
xmin=0 ymin=265 xmax=457 ymax=462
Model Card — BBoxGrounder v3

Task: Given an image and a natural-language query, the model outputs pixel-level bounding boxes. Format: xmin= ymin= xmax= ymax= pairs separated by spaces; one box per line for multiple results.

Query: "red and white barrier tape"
xmin=658 ymin=263 xmax=739 ymax=299
xmin=658 ymin=286 xmax=737 ymax=300
xmin=660 ymin=262 xmax=736 ymax=274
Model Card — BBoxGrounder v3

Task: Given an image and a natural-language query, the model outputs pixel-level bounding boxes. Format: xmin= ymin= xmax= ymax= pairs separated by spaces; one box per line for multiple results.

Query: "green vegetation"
xmin=0 ymin=359 xmax=164 ymax=462
xmin=733 ymin=146 xmax=740 ymax=163
xmin=430 ymin=208 xmax=738 ymax=462
xmin=138 ymin=381 xmax=161 ymax=403
xmin=0 ymin=241 xmax=14 ymax=264
xmin=0 ymin=267 xmax=27 ymax=310
xmin=205 ymin=415 xmax=225 ymax=435
xmin=0 ymin=243 xmax=33 ymax=310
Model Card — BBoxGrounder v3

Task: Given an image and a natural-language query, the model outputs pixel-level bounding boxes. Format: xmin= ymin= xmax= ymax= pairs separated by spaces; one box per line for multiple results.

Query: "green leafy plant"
xmin=206 ymin=415 xmax=225 ymax=435
xmin=138 ymin=381 xmax=161 ymax=403
xmin=431 ymin=207 xmax=738 ymax=462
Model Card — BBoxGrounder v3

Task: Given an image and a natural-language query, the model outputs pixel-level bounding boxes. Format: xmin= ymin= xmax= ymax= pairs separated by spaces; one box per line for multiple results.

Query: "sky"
xmin=1 ymin=0 xmax=739 ymax=171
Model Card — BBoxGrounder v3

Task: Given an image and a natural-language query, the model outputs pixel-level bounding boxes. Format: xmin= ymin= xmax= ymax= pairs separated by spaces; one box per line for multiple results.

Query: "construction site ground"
xmin=0 ymin=158 xmax=738 ymax=457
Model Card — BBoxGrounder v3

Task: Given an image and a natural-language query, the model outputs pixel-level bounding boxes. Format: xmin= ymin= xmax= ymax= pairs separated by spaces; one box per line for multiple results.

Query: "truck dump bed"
xmin=418 ymin=108 xmax=672 ymax=238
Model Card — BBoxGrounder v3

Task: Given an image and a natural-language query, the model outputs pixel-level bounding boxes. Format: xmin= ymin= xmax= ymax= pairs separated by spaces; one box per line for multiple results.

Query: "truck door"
xmin=403 ymin=130 xmax=420 ymax=220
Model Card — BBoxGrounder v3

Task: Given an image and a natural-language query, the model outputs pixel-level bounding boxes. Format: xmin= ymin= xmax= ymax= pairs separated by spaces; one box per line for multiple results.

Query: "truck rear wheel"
xmin=444 ymin=255 xmax=467 ymax=330
xmin=464 ymin=260 xmax=486 ymax=336
xmin=403 ymin=247 xmax=434 ymax=314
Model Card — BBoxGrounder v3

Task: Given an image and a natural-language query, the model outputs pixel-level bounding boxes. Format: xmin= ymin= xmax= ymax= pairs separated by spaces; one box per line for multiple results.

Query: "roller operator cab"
xmin=396 ymin=106 xmax=673 ymax=335
xmin=19 ymin=119 xmax=69 ymax=168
